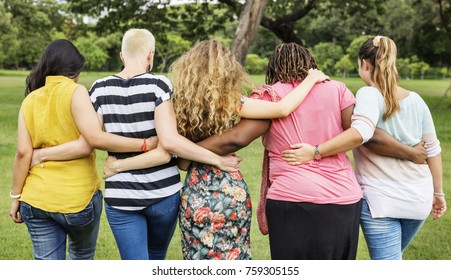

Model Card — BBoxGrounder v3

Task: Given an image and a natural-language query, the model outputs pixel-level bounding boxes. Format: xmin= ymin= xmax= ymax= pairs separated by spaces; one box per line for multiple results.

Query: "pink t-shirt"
xmin=251 ymin=80 xmax=362 ymax=205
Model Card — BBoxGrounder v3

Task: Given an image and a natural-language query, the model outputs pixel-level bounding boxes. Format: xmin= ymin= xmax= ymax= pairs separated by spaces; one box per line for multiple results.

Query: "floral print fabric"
xmin=179 ymin=162 xmax=252 ymax=260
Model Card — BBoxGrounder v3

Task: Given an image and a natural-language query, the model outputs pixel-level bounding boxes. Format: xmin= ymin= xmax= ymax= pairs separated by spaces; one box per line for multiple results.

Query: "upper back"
xmin=267 ymin=80 xmax=355 ymax=148
xmin=22 ymin=76 xmax=80 ymax=148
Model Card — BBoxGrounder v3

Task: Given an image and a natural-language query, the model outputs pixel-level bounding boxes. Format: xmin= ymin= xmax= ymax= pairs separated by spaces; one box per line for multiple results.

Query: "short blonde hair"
xmin=121 ymin=28 xmax=155 ymax=61
xmin=169 ymin=39 xmax=250 ymax=142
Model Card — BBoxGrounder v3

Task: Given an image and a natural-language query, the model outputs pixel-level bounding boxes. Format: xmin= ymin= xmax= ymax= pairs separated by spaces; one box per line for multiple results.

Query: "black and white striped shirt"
xmin=89 ymin=73 xmax=182 ymax=211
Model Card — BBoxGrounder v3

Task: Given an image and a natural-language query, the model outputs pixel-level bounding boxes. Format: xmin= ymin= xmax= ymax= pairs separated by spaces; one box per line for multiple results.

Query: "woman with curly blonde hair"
xmin=169 ymin=39 xmax=328 ymax=260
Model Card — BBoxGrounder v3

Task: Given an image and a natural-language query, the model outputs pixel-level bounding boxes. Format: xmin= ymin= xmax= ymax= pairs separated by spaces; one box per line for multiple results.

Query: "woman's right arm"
xmin=155 ymin=101 xmax=241 ymax=172
xmin=71 ymin=85 xmax=155 ymax=153
xmin=177 ymin=119 xmax=270 ymax=170
xmin=104 ymin=144 xmax=172 ymax=178
xmin=239 ymin=69 xmax=329 ymax=119
xmin=10 ymin=108 xmax=32 ymax=223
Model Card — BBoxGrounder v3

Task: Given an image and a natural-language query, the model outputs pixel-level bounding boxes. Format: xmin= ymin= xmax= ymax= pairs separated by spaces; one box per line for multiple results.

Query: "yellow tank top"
xmin=20 ymin=76 xmax=100 ymax=213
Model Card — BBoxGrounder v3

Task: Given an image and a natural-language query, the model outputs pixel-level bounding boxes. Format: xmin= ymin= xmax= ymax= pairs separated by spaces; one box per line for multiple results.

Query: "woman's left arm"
xmin=427 ymin=154 xmax=446 ymax=220
xmin=239 ymin=69 xmax=328 ymax=119
xmin=10 ymin=108 xmax=33 ymax=223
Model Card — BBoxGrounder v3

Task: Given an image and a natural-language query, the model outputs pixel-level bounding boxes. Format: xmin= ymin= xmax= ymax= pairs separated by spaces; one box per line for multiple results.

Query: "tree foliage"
xmin=0 ymin=0 xmax=449 ymax=74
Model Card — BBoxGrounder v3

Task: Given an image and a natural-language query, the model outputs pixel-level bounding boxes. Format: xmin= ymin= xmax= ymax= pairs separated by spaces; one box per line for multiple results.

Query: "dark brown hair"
xmin=25 ymin=39 xmax=85 ymax=96
xmin=265 ymin=43 xmax=317 ymax=85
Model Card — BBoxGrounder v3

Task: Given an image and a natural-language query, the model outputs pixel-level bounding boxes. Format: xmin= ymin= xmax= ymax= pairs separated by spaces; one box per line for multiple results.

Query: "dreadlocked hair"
xmin=359 ymin=36 xmax=399 ymax=121
xmin=169 ymin=39 xmax=250 ymax=142
xmin=266 ymin=43 xmax=318 ymax=85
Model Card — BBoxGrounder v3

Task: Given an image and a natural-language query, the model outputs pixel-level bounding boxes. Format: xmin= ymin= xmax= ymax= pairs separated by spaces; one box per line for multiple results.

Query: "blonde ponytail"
xmin=359 ymin=36 xmax=400 ymax=120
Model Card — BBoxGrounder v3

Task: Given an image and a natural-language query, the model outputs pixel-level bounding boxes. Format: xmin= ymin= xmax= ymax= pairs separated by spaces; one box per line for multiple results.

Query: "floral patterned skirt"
xmin=179 ymin=163 xmax=252 ymax=260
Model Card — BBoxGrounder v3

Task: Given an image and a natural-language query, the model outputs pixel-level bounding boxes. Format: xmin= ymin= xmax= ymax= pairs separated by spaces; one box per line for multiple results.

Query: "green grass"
xmin=0 ymin=71 xmax=450 ymax=260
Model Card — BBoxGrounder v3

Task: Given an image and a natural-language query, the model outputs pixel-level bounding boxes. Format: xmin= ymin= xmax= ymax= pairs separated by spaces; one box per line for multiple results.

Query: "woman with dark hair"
xmin=282 ymin=36 xmax=446 ymax=259
xmin=9 ymin=39 xmax=103 ymax=260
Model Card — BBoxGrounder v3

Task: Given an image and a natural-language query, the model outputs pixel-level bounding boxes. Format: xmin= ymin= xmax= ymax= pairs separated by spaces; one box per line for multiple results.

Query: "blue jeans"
xmin=20 ymin=190 xmax=103 ymax=260
xmin=360 ymin=198 xmax=425 ymax=260
xmin=105 ymin=191 xmax=180 ymax=260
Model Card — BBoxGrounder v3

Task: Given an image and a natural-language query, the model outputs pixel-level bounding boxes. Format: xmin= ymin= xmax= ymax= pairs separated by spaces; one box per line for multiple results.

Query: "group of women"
xmin=9 ymin=28 xmax=446 ymax=260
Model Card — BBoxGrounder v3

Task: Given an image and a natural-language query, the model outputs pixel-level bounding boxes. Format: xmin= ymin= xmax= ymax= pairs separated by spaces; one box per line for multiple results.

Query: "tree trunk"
xmin=231 ymin=0 xmax=269 ymax=65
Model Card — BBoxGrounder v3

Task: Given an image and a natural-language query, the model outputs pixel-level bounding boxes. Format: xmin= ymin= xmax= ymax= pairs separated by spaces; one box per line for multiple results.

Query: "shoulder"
xmin=249 ymin=83 xmax=281 ymax=102
xmin=355 ymin=86 xmax=382 ymax=100
xmin=146 ymin=73 xmax=172 ymax=89
xmin=143 ymin=73 xmax=172 ymax=92
xmin=408 ymin=91 xmax=429 ymax=109
xmin=73 ymin=84 xmax=89 ymax=95
xmin=356 ymin=86 xmax=380 ymax=95
xmin=89 ymin=76 xmax=116 ymax=92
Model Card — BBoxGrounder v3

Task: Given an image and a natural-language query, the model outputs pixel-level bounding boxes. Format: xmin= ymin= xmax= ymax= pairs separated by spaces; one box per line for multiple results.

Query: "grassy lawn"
xmin=0 ymin=70 xmax=450 ymax=260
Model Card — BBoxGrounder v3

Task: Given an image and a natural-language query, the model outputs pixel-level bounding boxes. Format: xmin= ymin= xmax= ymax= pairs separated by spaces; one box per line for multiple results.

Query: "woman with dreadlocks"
xmin=245 ymin=43 xmax=365 ymax=260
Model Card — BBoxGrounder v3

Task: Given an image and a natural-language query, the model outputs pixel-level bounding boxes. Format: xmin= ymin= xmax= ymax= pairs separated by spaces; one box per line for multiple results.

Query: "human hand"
xmin=217 ymin=154 xmax=243 ymax=172
xmin=432 ymin=195 xmax=446 ymax=221
xmin=409 ymin=141 xmax=427 ymax=164
xmin=307 ymin=68 xmax=330 ymax=83
xmin=9 ymin=200 xmax=23 ymax=223
xmin=282 ymin=143 xmax=315 ymax=165
xmin=30 ymin=149 xmax=43 ymax=168
xmin=103 ymin=156 xmax=119 ymax=179
xmin=146 ymin=136 xmax=159 ymax=151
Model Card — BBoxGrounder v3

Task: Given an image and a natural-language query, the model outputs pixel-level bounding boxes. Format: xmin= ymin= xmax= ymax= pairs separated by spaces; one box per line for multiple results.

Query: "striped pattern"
xmin=89 ymin=73 xmax=182 ymax=211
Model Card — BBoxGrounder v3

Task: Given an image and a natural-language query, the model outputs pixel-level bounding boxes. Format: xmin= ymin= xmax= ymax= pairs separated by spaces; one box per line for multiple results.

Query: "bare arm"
xmin=155 ymin=101 xmax=241 ymax=172
xmin=103 ymin=144 xmax=172 ymax=178
xmin=31 ymin=134 xmax=158 ymax=168
xmin=10 ymin=108 xmax=32 ymax=223
xmin=282 ymin=104 xmax=363 ymax=164
xmin=197 ymin=119 xmax=270 ymax=155
xmin=177 ymin=119 xmax=270 ymax=170
xmin=427 ymin=154 xmax=446 ymax=220
xmin=364 ymin=129 xmax=427 ymax=164
xmin=71 ymin=85 xmax=154 ymax=152
xmin=30 ymin=135 xmax=92 ymax=167
xmin=240 ymin=69 xmax=329 ymax=119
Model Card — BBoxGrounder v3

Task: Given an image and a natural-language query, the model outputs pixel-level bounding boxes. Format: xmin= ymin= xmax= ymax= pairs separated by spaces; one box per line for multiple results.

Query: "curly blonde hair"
xmin=169 ymin=39 xmax=250 ymax=142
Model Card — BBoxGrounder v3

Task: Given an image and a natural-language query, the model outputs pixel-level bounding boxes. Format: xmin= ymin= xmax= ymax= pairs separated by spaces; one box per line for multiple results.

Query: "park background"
xmin=0 ymin=0 xmax=450 ymax=260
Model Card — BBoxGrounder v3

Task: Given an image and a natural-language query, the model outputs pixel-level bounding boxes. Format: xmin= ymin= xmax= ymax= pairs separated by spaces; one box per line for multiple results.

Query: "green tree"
xmin=311 ymin=42 xmax=343 ymax=75
xmin=3 ymin=0 xmax=66 ymax=68
xmin=245 ymin=53 xmax=268 ymax=74
xmin=346 ymin=35 xmax=374 ymax=71
xmin=335 ymin=54 xmax=354 ymax=78
xmin=74 ymin=33 xmax=108 ymax=71
xmin=397 ymin=57 xmax=411 ymax=80
xmin=155 ymin=33 xmax=191 ymax=73
xmin=0 ymin=2 xmax=18 ymax=68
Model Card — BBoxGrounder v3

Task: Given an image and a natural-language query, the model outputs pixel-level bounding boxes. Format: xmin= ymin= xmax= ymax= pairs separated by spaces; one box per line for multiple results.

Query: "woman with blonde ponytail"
xmin=281 ymin=35 xmax=446 ymax=259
